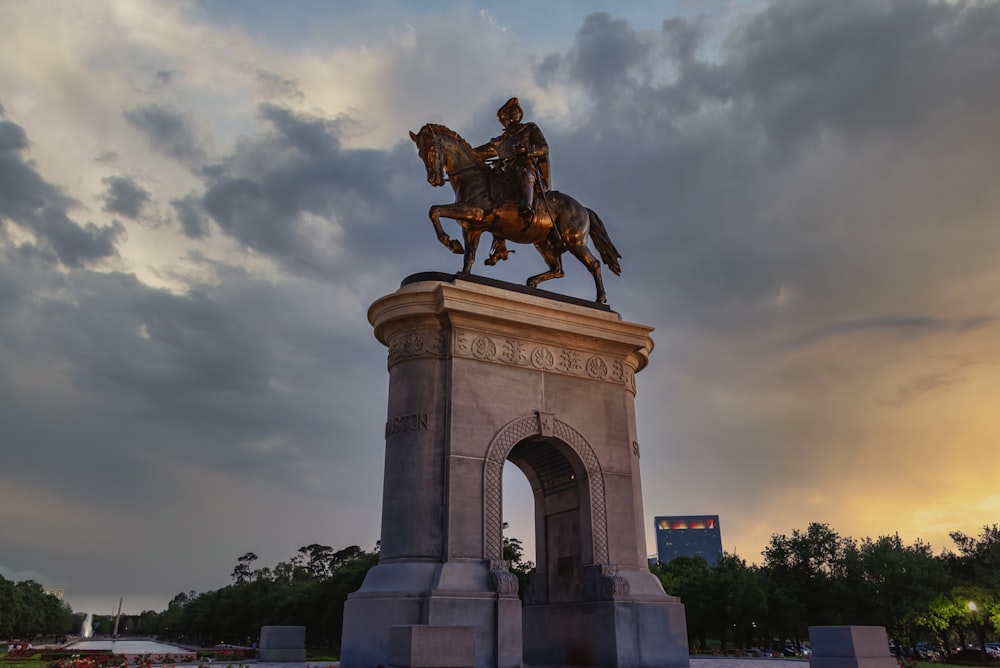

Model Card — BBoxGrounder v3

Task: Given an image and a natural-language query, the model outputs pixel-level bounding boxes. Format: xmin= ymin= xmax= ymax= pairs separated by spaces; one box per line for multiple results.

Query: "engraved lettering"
xmin=385 ymin=412 xmax=430 ymax=438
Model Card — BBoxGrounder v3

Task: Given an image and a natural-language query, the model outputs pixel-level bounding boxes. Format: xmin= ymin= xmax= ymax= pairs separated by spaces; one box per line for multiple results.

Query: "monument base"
xmin=340 ymin=560 xmax=521 ymax=668
xmin=342 ymin=275 xmax=690 ymax=668
xmin=522 ymin=597 xmax=688 ymax=668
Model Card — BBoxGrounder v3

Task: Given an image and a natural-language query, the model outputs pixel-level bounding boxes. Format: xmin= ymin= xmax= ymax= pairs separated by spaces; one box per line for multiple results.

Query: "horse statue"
xmin=409 ymin=123 xmax=621 ymax=304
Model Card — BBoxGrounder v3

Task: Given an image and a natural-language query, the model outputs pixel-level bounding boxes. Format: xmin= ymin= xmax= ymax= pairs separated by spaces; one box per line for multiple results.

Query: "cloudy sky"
xmin=2 ymin=0 xmax=1000 ymax=615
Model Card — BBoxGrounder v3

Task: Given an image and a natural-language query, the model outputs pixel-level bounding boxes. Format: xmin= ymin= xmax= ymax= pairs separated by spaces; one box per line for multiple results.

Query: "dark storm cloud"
xmin=565 ymin=13 xmax=654 ymax=100
xmin=0 ymin=119 xmax=123 ymax=267
xmin=124 ymin=103 xmax=206 ymax=166
xmin=724 ymin=0 xmax=1000 ymax=153
xmin=171 ymin=193 xmax=210 ymax=238
xmin=100 ymin=174 xmax=151 ymax=219
xmin=0 ymin=240 xmax=386 ymax=605
xmin=544 ymin=0 xmax=1000 ymax=329
xmin=0 ymin=247 xmax=379 ymax=492
xmin=195 ymin=103 xmax=426 ymax=280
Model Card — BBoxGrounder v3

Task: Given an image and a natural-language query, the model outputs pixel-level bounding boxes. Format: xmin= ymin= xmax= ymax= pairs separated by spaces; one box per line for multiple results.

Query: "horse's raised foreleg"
xmin=527 ymin=240 xmax=564 ymax=290
xmin=429 ymin=204 xmax=465 ymax=254
xmin=484 ymin=237 xmax=512 ymax=265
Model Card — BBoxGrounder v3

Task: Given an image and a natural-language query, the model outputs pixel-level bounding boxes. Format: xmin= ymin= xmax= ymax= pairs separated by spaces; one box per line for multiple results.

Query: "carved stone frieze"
xmin=386 ymin=330 xmax=447 ymax=368
xmin=453 ymin=328 xmax=635 ymax=391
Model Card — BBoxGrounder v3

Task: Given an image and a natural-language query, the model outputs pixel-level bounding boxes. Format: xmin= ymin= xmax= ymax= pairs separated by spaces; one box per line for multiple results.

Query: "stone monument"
xmin=340 ymin=272 xmax=689 ymax=668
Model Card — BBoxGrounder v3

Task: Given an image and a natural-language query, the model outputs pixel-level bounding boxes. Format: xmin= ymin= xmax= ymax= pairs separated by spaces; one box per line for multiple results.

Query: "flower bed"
xmin=195 ymin=649 xmax=257 ymax=662
xmin=46 ymin=651 xmax=199 ymax=668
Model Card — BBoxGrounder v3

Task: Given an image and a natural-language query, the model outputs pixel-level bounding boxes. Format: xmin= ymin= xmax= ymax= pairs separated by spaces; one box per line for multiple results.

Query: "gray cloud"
xmin=171 ymin=193 xmax=210 ymax=238
xmin=256 ymin=69 xmax=304 ymax=100
xmin=124 ymin=103 xmax=206 ymax=166
xmin=194 ymin=103 xmax=430 ymax=281
xmin=0 ymin=244 xmax=387 ymax=605
xmin=0 ymin=119 xmax=123 ymax=267
xmin=100 ymin=175 xmax=151 ymax=219
xmin=154 ymin=69 xmax=176 ymax=86
xmin=0 ymin=119 xmax=28 ymax=151
xmin=790 ymin=315 xmax=999 ymax=349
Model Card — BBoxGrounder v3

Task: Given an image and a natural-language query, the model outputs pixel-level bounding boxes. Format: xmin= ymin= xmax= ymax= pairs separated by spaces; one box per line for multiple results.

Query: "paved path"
xmin=214 ymin=657 xmax=810 ymax=668
xmin=692 ymin=658 xmax=810 ymax=668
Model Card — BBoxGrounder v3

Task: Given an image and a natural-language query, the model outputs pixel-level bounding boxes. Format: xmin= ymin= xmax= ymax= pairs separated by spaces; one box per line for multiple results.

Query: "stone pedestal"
xmin=809 ymin=626 xmax=896 ymax=668
xmin=340 ymin=273 xmax=688 ymax=668
xmin=389 ymin=625 xmax=476 ymax=668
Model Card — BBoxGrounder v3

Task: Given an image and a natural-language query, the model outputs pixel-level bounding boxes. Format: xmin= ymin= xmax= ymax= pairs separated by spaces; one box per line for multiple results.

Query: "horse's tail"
xmin=588 ymin=208 xmax=621 ymax=275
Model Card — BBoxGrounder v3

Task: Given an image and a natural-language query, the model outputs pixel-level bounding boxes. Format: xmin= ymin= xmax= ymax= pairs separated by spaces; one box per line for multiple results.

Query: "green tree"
xmin=652 ymin=556 xmax=713 ymax=652
xmin=857 ymin=534 xmax=944 ymax=646
xmin=712 ymin=554 xmax=767 ymax=653
xmin=762 ymin=522 xmax=859 ymax=635
xmin=502 ymin=524 xmax=535 ymax=596
xmin=230 ymin=552 xmax=258 ymax=585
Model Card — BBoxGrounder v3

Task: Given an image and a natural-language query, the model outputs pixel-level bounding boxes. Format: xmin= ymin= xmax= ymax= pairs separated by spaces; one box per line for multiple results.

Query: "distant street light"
xmin=967 ymin=601 xmax=985 ymax=663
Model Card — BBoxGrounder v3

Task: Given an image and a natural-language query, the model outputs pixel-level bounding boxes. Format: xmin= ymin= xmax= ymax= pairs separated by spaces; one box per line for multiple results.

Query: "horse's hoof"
xmin=448 ymin=240 xmax=464 ymax=254
xmin=596 ymin=294 xmax=607 ymax=304
xmin=484 ymin=258 xmax=496 ymax=266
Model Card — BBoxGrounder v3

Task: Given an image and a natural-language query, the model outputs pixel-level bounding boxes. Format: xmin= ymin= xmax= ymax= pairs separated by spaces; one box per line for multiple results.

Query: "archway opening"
xmin=504 ymin=436 xmax=588 ymax=605
xmin=502 ymin=460 xmax=535 ymax=594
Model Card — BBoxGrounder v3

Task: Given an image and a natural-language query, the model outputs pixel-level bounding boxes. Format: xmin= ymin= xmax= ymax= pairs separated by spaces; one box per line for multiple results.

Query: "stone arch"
xmin=482 ymin=412 xmax=608 ymax=564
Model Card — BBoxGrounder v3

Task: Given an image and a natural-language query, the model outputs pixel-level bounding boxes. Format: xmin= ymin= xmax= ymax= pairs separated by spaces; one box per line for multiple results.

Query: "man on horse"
xmin=473 ymin=97 xmax=550 ymax=231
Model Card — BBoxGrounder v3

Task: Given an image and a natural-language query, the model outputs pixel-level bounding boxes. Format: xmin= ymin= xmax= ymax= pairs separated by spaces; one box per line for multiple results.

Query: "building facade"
xmin=653 ymin=515 xmax=723 ymax=565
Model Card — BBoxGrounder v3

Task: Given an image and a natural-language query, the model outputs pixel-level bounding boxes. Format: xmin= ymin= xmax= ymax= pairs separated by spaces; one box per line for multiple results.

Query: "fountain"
xmin=80 ymin=612 xmax=93 ymax=639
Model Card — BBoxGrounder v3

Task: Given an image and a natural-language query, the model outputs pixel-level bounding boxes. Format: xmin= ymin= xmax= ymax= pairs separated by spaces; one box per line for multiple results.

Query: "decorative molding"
xmin=386 ymin=330 xmax=447 ymax=367
xmin=386 ymin=327 xmax=639 ymax=393
xmin=454 ymin=329 xmax=635 ymax=392
xmin=482 ymin=413 xmax=609 ymax=565
xmin=487 ymin=560 xmax=520 ymax=597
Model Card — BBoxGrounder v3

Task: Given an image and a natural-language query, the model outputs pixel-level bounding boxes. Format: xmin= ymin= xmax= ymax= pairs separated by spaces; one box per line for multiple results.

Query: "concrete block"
xmin=389 ymin=625 xmax=475 ymax=668
xmin=810 ymin=626 xmax=896 ymax=668
xmin=258 ymin=625 xmax=306 ymax=662
xmin=811 ymin=626 xmax=892 ymax=658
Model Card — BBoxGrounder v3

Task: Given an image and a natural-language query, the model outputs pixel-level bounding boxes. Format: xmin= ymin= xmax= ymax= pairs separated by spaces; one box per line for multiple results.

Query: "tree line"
xmin=5 ymin=523 xmax=999 ymax=656
xmin=0 ymin=577 xmax=76 ymax=639
xmin=651 ymin=522 xmax=1000 ymax=657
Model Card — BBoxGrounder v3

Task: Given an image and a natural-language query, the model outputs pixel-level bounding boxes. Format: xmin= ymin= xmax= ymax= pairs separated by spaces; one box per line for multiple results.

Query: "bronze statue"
xmin=409 ymin=99 xmax=621 ymax=304
xmin=473 ymin=97 xmax=550 ymax=230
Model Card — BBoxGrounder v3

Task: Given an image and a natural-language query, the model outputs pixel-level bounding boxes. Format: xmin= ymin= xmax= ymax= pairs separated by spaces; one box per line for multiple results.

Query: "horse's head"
xmin=410 ymin=125 xmax=446 ymax=187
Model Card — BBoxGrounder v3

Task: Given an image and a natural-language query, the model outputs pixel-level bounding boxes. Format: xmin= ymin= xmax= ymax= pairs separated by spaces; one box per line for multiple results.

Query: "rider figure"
xmin=474 ymin=97 xmax=550 ymax=231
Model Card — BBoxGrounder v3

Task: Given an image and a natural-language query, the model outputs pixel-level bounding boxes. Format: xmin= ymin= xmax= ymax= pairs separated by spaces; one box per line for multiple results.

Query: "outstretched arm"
xmin=472 ymin=141 xmax=498 ymax=162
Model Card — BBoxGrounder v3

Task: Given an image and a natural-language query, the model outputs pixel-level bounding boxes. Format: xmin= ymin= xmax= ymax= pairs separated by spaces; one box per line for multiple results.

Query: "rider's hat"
xmin=497 ymin=97 xmax=523 ymax=124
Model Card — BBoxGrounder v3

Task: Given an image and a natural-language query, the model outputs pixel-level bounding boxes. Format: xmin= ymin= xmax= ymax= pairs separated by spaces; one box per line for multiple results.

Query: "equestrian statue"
xmin=410 ymin=97 xmax=621 ymax=304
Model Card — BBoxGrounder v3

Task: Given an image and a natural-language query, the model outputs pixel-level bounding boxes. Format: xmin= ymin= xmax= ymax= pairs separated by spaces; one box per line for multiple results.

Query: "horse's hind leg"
xmin=567 ymin=242 xmax=607 ymax=304
xmin=527 ymin=241 xmax=564 ymax=289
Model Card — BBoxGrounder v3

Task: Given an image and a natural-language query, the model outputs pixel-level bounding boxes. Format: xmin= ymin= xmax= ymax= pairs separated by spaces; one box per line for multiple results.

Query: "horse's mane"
xmin=424 ymin=123 xmax=475 ymax=153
